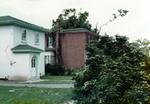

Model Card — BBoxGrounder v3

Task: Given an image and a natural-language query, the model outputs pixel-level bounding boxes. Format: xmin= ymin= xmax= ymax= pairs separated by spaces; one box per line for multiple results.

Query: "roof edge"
xmin=0 ymin=16 xmax=50 ymax=32
xmin=60 ymin=28 xmax=96 ymax=36
xmin=11 ymin=44 xmax=43 ymax=53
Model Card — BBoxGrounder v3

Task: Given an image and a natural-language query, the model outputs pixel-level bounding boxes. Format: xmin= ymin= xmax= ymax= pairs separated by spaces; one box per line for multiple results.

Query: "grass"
xmin=0 ymin=86 xmax=73 ymax=104
xmin=42 ymin=75 xmax=73 ymax=80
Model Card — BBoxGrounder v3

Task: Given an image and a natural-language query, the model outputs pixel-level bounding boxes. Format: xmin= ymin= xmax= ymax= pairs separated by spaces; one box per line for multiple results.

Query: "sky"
xmin=0 ymin=0 xmax=149 ymax=41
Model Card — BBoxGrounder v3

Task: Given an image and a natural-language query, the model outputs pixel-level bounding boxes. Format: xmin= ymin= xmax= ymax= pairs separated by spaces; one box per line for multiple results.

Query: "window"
xmin=45 ymin=55 xmax=50 ymax=64
xmin=45 ymin=55 xmax=55 ymax=64
xmin=47 ymin=37 xmax=53 ymax=48
xmin=31 ymin=56 xmax=36 ymax=68
xmin=50 ymin=55 xmax=55 ymax=64
xmin=22 ymin=30 xmax=27 ymax=42
xmin=35 ymin=34 xmax=39 ymax=44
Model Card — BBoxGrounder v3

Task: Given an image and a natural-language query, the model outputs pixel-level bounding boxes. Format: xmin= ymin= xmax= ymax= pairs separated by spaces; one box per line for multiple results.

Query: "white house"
xmin=0 ymin=16 xmax=50 ymax=80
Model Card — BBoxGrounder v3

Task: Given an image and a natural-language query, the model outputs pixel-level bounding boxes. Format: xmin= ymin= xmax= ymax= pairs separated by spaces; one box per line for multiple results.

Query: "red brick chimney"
xmin=55 ymin=18 xmax=60 ymax=64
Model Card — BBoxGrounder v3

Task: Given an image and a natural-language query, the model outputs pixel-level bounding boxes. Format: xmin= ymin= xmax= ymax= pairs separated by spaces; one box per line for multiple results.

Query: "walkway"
xmin=0 ymin=83 xmax=74 ymax=88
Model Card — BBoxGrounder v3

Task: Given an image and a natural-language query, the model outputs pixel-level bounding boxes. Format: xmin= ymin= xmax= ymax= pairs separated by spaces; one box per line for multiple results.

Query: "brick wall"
xmin=60 ymin=32 xmax=87 ymax=69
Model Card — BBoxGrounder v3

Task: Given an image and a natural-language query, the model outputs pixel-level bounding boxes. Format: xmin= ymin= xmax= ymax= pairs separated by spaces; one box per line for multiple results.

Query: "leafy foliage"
xmin=51 ymin=8 xmax=99 ymax=35
xmin=45 ymin=64 xmax=65 ymax=75
xmin=131 ymin=39 xmax=150 ymax=56
xmin=73 ymin=35 xmax=150 ymax=104
xmin=131 ymin=39 xmax=150 ymax=73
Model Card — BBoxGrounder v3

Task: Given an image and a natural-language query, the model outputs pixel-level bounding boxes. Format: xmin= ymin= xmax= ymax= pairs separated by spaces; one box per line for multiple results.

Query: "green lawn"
xmin=0 ymin=86 xmax=73 ymax=104
xmin=42 ymin=75 xmax=73 ymax=80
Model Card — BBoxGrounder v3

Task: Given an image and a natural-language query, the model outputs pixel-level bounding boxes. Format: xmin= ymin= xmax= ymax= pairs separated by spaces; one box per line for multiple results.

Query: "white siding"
xmin=13 ymin=26 xmax=45 ymax=50
xmin=10 ymin=54 xmax=30 ymax=80
xmin=0 ymin=25 xmax=46 ymax=80
xmin=0 ymin=26 xmax=14 ymax=79
xmin=13 ymin=26 xmax=45 ymax=79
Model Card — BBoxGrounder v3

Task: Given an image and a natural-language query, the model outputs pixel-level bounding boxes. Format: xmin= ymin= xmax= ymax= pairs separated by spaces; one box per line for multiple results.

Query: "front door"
xmin=31 ymin=55 xmax=37 ymax=77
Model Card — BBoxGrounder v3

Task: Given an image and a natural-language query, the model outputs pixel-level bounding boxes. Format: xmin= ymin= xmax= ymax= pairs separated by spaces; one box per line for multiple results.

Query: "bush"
xmin=65 ymin=68 xmax=83 ymax=76
xmin=74 ymin=35 xmax=150 ymax=104
xmin=45 ymin=64 xmax=65 ymax=75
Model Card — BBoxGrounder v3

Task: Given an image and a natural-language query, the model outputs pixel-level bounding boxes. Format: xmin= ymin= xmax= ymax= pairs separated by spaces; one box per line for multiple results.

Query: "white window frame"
xmin=45 ymin=55 xmax=55 ymax=64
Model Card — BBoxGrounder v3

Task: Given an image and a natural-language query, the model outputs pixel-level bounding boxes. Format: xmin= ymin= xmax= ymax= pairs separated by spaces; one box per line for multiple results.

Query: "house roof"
xmin=0 ymin=16 xmax=50 ymax=32
xmin=11 ymin=44 xmax=43 ymax=53
xmin=60 ymin=28 xmax=95 ymax=35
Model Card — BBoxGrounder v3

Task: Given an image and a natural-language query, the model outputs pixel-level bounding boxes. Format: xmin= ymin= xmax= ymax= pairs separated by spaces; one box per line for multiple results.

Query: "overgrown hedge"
xmin=73 ymin=35 xmax=150 ymax=104
xmin=45 ymin=64 xmax=65 ymax=75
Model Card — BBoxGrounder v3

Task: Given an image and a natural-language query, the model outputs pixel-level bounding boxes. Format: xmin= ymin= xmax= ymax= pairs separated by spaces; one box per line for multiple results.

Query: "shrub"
xmin=45 ymin=64 xmax=65 ymax=75
xmin=74 ymin=35 xmax=150 ymax=104
xmin=65 ymin=68 xmax=83 ymax=76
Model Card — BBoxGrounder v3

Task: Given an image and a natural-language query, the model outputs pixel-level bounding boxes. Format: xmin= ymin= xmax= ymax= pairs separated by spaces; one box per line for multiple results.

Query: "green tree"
xmin=132 ymin=39 xmax=150 ymax=56
xmin=132 ymin=39 xmax=150 ymax=70
xmin=74 ymin=35 xmax=150 ymax=104
xmin=51 ymin=8 xmax=99 ymax=35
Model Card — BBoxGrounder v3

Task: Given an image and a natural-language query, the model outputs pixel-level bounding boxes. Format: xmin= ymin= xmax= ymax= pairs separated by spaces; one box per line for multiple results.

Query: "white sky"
xmin=0 ymin=0 xmax=149 ymax=41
